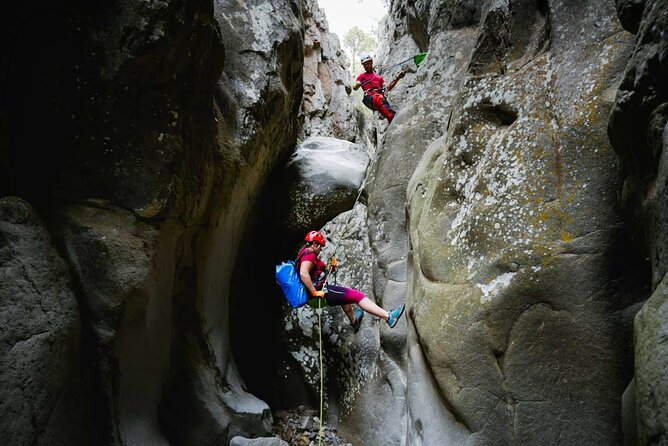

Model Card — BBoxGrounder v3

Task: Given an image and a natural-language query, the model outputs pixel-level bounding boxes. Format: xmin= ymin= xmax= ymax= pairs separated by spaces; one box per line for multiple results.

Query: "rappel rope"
xmin=317 ymin=297 xmax=325 ymax=446
xmin=327 ymin=173 xmax=368 ymax=262
xmin=313 ymin=54 xmax=428 ymax=442
xmin=314 ymin=140 xmax=369 ymax=446
xmin=378 ymin=52 xmax=428 ymax=75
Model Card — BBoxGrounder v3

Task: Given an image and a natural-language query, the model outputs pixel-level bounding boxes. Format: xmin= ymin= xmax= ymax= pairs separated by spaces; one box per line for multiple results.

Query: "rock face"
xmin=0 ymin=197 xmax=86 ymax=445
xmin=2 ymin=0 xmax=304 ymax=444
xmin=609 ymin=0 xmax=668 ymax=444
xmin=371 ymin=0 xmax=648 ymax=444
xmin=300 ymin=0 xmax=361 ymax=141
xmin=275 ymin=136 xmax=370 ymax=234
xmin=2 ymin=0 xmax=667 ymax=445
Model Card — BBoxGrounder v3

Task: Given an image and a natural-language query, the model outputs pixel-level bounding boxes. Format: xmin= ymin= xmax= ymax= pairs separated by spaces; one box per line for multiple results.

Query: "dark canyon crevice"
xmin=1 ymin=0 xmax=668 ymax=445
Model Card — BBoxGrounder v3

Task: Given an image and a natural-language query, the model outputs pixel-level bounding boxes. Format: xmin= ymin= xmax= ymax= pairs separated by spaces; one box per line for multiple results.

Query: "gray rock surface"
xmin=300 ymin=0 xmax=361 ymax=141
xmin=372 ymin=0 xmax=646 ymax=444
xmin=2 ymin=0 xmax=304 ymax=443
xmin=0 ymin=197 xmax=86 ymax=445
xmin=634 ymin=276 xmax=668 ymax=446
xmin=610 ymin=0 xmax=668 ymax=444
xmin=610 ymin=0 xmax=668 ymax=290
xmin=353 ymin=1 xmax=481 ymax=443
xmin=49 ymin=202 xmax=176 ymax=445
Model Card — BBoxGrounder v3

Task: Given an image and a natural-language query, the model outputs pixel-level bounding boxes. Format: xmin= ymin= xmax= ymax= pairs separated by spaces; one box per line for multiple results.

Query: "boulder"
xmin=275 ymin=136 xmax=370 ymax=235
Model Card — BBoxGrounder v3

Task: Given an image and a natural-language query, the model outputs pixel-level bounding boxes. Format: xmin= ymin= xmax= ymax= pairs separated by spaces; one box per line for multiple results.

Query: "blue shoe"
xmin=387 ymin=304 xmax=405 ymax=328
xmin=352 ymin=308 xmax=364 ymax=333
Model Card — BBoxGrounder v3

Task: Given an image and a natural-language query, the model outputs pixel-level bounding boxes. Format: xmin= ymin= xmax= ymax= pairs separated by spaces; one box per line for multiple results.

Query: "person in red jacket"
xmin=352 ymin=54 xmax=404 ymax=123
xmin=297 ymin=230 xmax=405 ymax=331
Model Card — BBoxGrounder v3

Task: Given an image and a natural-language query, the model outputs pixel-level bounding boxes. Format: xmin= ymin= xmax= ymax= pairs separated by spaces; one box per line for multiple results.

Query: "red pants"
xmin=363 ymin=93 xmax=396 ymax=122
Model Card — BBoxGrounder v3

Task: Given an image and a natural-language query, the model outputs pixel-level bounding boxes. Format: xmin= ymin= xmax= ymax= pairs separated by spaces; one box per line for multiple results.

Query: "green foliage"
xmin=342 ymin=26 xmax=377 ymax=69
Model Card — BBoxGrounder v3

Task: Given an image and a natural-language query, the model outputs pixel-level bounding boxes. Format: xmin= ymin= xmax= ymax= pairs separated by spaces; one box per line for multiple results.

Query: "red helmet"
xmin=304 ymin=230 xmax=326 ymax=246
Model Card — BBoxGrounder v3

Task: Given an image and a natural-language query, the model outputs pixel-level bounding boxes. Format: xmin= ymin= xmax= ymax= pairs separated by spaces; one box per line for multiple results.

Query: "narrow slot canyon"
xmin=1 ymin=1 xmax=667 ymax=445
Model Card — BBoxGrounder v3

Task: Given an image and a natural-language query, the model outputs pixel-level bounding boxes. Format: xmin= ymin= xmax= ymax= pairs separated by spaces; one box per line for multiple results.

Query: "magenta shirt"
xmin=297 ymin=248 xmax=326 ymax=284
xmin=356 ymin=72 xmax=385 ymax=93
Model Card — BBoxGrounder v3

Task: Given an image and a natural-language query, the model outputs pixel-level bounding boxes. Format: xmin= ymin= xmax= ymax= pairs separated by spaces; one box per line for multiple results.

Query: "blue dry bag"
xmin=275 ymin=260 xmax=307 ymax=308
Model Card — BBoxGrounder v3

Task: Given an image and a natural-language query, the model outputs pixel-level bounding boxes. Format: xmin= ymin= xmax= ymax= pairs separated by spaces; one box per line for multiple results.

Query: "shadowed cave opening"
xmin=229 ymin=150 xmax=356 ymax=415
xmin=229 ymin=163 xmax=319 ymax=411
xmin=0 ymin=3 xmax=88 ymax=204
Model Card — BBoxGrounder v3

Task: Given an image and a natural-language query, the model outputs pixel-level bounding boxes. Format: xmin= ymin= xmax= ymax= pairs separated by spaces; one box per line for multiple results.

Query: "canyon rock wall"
xmin=300 ymin=1 xmax=361 ymax=141
xmin=609 ymin=0 xmax=668 ymax=444
xmin=372 ymin=0 xmax=655 ymax=444
xmin=2 ymin=0 xmax=667 ymax=445
xmin=1 ymin=0 xmax=306 ymax=444
xmin=0 ymin=197 xmax=86 ymax=445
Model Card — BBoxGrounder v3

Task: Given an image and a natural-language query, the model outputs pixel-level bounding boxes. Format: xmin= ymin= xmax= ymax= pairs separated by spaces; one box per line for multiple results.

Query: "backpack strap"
xmin=295 ymin=248 xmax=309 ymax=271
xmin=295 ymin=248 xmax=328 ymax=289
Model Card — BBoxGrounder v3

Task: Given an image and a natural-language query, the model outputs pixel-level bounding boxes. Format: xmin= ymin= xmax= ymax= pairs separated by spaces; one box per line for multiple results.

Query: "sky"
xmin=317 ymin=0 xmax=388 ymax=45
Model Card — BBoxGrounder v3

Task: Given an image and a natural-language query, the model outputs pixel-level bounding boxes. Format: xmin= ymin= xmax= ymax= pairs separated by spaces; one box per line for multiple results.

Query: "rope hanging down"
xmin=314 ymin=67 xmax=420 ymax=434
xmin=317 ymin=298 xmax=325 ymax=445
xmin=326 ymin=115 xmax=391 ymax=260
xmin=314 ymin=154 xmax=369 ymax=444
xmin=327 ymin=171 xmax=368 ymax=262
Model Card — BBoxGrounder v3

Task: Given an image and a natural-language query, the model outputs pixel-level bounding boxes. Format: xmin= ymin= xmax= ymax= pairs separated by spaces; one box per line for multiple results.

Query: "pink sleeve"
xmin=301 ymin=251 xmax=318 ymax=264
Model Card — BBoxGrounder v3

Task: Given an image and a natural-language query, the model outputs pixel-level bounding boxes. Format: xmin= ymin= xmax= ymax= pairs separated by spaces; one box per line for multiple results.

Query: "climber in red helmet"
xmin=352 ymin=54 xmax=405 ymax=123
xmin=297 ymin=230 xmax=405 ymax=331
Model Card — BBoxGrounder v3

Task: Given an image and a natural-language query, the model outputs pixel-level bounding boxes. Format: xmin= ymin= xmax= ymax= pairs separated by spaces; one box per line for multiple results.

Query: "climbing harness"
xmin=358 ymin=52 xmax=428 ymax=123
